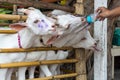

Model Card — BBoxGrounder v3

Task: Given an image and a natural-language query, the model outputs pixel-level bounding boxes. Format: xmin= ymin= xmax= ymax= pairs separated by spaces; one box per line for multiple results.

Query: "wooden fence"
xmin=0 ymin=1 xmax=87 ymax=79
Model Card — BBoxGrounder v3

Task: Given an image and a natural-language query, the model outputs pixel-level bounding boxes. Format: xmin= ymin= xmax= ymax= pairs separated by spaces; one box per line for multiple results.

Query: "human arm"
xmin=97 ymin=6 xmax=120 ymax=20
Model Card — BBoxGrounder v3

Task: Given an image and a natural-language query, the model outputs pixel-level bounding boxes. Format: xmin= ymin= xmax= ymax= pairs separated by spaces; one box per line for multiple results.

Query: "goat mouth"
xmin=92 ymin=46 xmax=100 ymax=51
xmin=46 ymin=35 xmax=59 ymax=45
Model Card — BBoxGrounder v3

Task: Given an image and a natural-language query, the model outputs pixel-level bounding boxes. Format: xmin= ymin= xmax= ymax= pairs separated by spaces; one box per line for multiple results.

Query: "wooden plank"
xmin=41 ymin=0 xmax=61 ymax=3
xmin=27 ymin=73 xmax=77 ymax=80
xmin=0 ymin=30 xmax=17 ymax=34
xmin=94 ymin=0 xmax=107 ymax=80
xmin=0 ymin=0 xmax=74 ymax=12
xmin=0 ymin=14 xmax=27 ymax=21
xmin=0 ymin=23 xmax=9 ymax=26
xmin=75 ymin=0 xmax=86 ymax=80
xmin=74 ymin=0 xmax=84 ymax=15
xmin=75 ymin=49 xmax=87 ymax=80
xmin=0 ymin=47 xmax=73 ymax=53
xmin=0 ymin=59 xmax=78 ymax=68
xmin=12 ymin=4 xmax=18 ymax=23
xmin=76 ymin=0 xmax=83 ymax=3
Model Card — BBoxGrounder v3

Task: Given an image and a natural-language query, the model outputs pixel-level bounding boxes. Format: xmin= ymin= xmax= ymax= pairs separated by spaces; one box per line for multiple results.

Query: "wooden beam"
xmin=0 ymin=4 xmax=13 ymax=9
xmin=0 ymin=0 xmax=74 ymax=12
xmin=0 ymin=23 xmax=9 ymax=26
xmin=27 ymin=73 xmax=77 ymax=80
xmin=94 ymin=0 xmax=107 ymax=80
xmin=12 ymin=4 xmax=18 ymax=23
xmin=0 ymin=30 xmax=17 ymax=34
xmin=0 ymin=14 xmax=27 ymax=21
xmin=0 ymin=59 xmax=78 ymax=68
xmin=41 ymin=0 xmax=61 ymax=3
xmin=75 ymin=0 xmax=86 ymax=80
xmin=75 ymin=49 xmax=87 ymax=80
xmin=74 ymin=0 xmax=84 ymax=15
xmin=0 ymin=47 xmax=73 ymax=53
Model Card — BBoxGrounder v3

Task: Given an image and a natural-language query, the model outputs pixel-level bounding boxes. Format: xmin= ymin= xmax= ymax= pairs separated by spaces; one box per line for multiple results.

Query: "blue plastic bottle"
xmin=86 ymin=11 xmax=100 ymax=24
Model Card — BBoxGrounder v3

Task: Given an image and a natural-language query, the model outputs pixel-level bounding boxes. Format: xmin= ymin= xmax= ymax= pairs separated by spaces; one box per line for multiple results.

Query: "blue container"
xmin=86 ymin=15 xmax=94 ymax=23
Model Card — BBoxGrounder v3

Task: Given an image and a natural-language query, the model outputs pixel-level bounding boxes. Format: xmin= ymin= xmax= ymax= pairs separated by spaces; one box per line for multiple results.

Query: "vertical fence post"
xmin=12 ymin=4 xmax=17 ymax=23
xmin=75 ymin=0 xmax=87 ymax=80
xmin=74 ymin=0 xmax=84 ymax=15
xmin=75 ymin=49 xmax=87 ymax=80
xmin=94 ymin=0 xmax=107 ymax=80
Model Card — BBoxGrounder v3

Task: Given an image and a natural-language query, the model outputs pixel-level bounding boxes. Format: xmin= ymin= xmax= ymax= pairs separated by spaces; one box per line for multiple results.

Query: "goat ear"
xmin=47 ymin=35 xmax=59 ymax=45
xmin=18 ymin=8 xmax=30 ymax=15
xmin=9 ymin=23 xmax=27 ymax=31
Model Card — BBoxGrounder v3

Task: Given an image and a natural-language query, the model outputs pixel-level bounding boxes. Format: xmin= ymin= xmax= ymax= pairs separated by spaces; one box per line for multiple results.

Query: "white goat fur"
xmin=0 ymin=8 xmax=97 ymax=80
xmin=39 ymin=9 xmax=97 ymax=77
xmin=0 ymin=7 xmax=56 ymax=80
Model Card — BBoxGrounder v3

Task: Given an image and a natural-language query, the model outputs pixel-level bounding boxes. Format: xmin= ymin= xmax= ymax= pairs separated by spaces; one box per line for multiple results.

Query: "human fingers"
xmin=96 ymin=7 xmax=107 ymax=13
xmin=99 ymin=17 xmax=105 ymax=21
xmin=96 ymin=7 xmax=103 ymax=12
xmin=96 ymin=13 xmax=105 ymax=21
xmin=96 ymin=14 xmax=102 ymax=20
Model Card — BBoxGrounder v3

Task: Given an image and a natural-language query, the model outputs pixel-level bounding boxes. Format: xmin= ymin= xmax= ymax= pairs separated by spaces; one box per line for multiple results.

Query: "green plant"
xmin=0 ymin=8 xmax=12 ymax=23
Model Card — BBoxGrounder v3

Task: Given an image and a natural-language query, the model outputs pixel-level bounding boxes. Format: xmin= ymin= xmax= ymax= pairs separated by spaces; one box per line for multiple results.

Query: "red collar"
xmin=18 ymin=33 xmax=22 ymax=48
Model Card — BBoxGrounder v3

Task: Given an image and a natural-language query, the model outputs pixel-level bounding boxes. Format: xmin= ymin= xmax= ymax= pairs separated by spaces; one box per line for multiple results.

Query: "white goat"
xmin=50 ymin=14 xmax=97 ymax=49
xmin=16 ymin=9 xmax=69 ymax=80
xmin=18 ymin=8 xmax=97 ymax=79
xmin=39 ymin=50 xmax=69 ymax=77
xmin=0 ymin=7 xmax=56 ymax=80
xmin=42 ymin=10 xmax=98 ymax=76
xmin=17 ymin=37 xmax=50 ymax=80
xmin=16 ymin=7 xmax=58 ymax=80
xmin=48 ymin=50 xmax=69 ymax=75
xmin=38 ymin=50 xmax=56 ymax=77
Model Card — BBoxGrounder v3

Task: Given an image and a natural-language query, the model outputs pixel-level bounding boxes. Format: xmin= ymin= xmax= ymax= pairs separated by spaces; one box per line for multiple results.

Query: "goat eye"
xmin=52 ymin=25 xmax=56 ymax=28
xmin=81 ymin=37 xmax=86 ymax=41
xmin=34 ymin=20 xmax=39 ymax=23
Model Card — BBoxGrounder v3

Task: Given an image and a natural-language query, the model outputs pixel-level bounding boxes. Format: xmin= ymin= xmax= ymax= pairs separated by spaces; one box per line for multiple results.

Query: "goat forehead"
xmin=58 ymin=15 xmax=76 ymax=20
xmin=60 ymin=16 xmax=81 ymax=23
xmin=28 ymin=12 xmax=40 ymax=19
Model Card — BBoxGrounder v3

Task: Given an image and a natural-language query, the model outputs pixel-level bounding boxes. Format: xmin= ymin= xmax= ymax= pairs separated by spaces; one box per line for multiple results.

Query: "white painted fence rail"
xmin=94 ymin=0 xmax=107 ymax=80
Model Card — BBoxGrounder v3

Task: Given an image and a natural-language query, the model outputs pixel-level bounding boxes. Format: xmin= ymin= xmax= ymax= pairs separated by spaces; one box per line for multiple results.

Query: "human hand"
xmin=96 ymin=7 xmax=111 ymax=21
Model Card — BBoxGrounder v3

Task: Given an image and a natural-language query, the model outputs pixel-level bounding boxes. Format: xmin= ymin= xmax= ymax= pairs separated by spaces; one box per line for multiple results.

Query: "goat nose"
xmin=94 ymin=42 xmax=97 ymax=46
xmin=95 ymin=39 xmax=99 ymax=43
xmin=94 ymin=40 xmax=99 ymax=45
